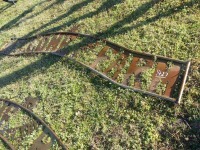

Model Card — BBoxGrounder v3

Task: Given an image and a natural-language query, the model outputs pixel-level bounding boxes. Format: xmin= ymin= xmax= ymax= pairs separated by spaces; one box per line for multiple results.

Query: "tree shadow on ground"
xmin=25 ymin=0 xmax=122 ymax=36
xmin=0 ymin=3 xmax=12 ymax=14
xmin=99 ymin=0 xmax=198 ymax=38
xmin=0 ymin=0 xmax=197 ymax=93
xmin=0 ymin=0 xmax=91 ymax=61
xmin=0 ymin=0 xmax=65 ymax=32
xmin=0 ymin=55 xmax=61 ymax=89
xmin=0 ymin=0 xmax=123 ymax=71
xmin=0 ymin=0 xmax=96 ymax=53
xmin=157 ymin=110 xmax=200 ymax=149
xmin=0 ymin=1 xmax=199 ymax=148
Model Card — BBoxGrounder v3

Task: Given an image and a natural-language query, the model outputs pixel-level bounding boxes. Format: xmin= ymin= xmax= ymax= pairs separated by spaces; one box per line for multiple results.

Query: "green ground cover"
xmin=0 ymin=0 xmax=199 ymax=149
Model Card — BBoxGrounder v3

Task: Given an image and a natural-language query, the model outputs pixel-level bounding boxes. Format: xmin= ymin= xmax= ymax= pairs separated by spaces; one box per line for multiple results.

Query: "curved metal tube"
xmin=0 ymin=134 xmax=15 ymax=150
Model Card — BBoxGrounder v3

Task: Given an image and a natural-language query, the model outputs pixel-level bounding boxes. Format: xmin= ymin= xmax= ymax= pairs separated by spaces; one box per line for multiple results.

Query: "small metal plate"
xmin=0 ymin=32 xmax=190 ymax=103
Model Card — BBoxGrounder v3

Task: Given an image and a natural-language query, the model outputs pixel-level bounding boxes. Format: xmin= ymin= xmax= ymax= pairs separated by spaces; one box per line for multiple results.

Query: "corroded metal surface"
xmin=0 ymin=98 xmax=67 ymax=150
xmin=0 ymin=32 xmax=190 ymax=103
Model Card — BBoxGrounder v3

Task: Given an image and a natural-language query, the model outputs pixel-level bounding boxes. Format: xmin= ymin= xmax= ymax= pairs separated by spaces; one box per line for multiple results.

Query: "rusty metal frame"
xmin=0 ymin=98 xmax=67 ymax=150
xmin=0 ymin=32 xmax=190 ymax=104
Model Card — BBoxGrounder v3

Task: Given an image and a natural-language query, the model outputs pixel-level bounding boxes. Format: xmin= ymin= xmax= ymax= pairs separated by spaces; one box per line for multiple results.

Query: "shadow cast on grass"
xmin=0 ymin=0 xmax=197 ymax=93
xmin=158 ymin=114 xmax=200 ymax=149
xmin=0 ymin=1 xmax=199 ymax=148
xmin=0 ymin=0 xmax=124 ymax=83
xmin=0 ymin=3 xmax=12 ymax=14
xmin=99 ymin=0 xmax=197 ymax=38
xmin=0 ymin=1 xmax=45 ymax=31
xmin=24 ymin=0 xmax=122 ymax=36
xmin=0 ymin=0 xmax=65 ymax=32
xmin=0 ymin=0 xmax=76 ymax=61
xmin=0 ymin=55 xmax=61 ymax=89
xmin=0 ymin=0 xmax=97 ymax=56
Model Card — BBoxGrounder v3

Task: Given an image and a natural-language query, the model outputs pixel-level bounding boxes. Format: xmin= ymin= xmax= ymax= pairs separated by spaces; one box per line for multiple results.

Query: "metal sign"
xmin=0 ymin=98 xmax=67 ymax=150
xmin=0 ymin=32 xmax=190 ymax=103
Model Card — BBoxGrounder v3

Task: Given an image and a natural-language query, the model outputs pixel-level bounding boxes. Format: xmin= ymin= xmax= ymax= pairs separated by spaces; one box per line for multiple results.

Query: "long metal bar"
xmin=177 ymin=61 xmax=191 ymax=104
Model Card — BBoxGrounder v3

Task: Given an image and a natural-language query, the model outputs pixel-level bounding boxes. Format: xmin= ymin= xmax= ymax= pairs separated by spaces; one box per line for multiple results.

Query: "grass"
xmin=0 ymin=0 xmax=199 ymax=149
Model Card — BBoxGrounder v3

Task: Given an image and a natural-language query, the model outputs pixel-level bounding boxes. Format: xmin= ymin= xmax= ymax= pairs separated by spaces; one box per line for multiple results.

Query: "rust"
xmin=0 ymin=32 xmax=190 ymax=103
xmin=104 ymin=53 xmax=128 ymax=79
xmin=0 ymin=134 xmax=15 ymax=150
xmin=29 ymin=129 xmax=53 ymax=150
xmin=90 ymin=46 xmax=110 ymax=68
xmin=0 ymin=98 xmax=67 ymax=149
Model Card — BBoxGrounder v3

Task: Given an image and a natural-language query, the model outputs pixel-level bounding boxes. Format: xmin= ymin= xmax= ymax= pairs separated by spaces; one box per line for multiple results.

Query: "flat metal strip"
xmin=122 ymin=57 xmax=140 ymax=85
xmin=34 ymin=37 xmax=44 ymax=52
xmin=163 ymin=65 xmax=181 ymax=96
xmin=150 ymin=62 xmax=167 ymax=92
xmin=112 ymin=54 xmax=128 ymax=80
xmin=57 ymin=35 xmax=70 ymax=50
xmin=0 ymin=134 xmax=15 ymax=150
xmin=103 ymin=53 xmax=129 ymax=80
xmin=29 ymin=130 xmax=52 ymax=150
xmin=42 ymin=37 xmax=53 ymax=51
xmin=46 ymin=34 xmax=62 ymax=51
xmin=53 ymin=35 xmax=79 ymax=56
xmin=90 ymin=46 xmax=110 ymax=68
